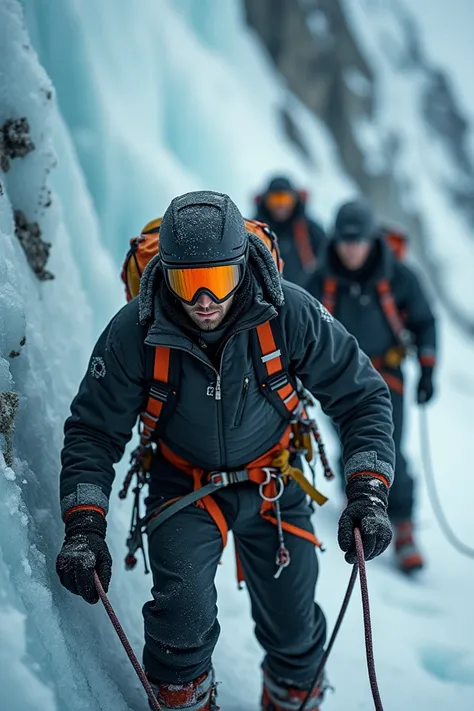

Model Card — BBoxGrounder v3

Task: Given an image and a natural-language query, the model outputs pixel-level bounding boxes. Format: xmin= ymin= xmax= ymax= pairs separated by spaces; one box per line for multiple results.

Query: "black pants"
xmin=336 ymin=386 xmax=414 ymax=522
xmin=387 ymin=389 xmax=414 ymax=523
xmin=142 ymin=468 xmax=326 ymax=686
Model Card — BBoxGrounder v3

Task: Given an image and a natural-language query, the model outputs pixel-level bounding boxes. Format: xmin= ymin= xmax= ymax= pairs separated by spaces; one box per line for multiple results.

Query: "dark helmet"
xmin=159 ymin=190 xmax=248 ymax=266
xmin=266 ymin=175 xmax=295 ymax=193
xmin=332 ymin=200 xmax=377 ymax=242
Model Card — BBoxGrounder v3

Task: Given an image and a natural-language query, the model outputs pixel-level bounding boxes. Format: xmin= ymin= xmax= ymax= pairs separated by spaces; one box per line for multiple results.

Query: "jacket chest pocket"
xmin=233 ymin=373 xmax=251 ymax=427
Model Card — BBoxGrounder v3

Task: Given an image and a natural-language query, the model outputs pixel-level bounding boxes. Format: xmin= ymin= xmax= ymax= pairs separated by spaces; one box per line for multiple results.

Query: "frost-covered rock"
xmin=14 ymin=209 xmax=54 ymax=281
xmin=0 ymin=117 xmax=35 ymax=172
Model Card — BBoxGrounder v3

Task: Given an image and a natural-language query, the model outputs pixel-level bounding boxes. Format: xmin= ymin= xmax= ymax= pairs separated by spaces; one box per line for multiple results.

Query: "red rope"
xmin=354 ymin=527 xmax=385 ymax=711
xmin=95 ymin=527 xmax=384 ymax=711
xmin=94 ymin=571 xmax=162 ymax=711
xmin=298 ymin=527 xmax=385 ymax=711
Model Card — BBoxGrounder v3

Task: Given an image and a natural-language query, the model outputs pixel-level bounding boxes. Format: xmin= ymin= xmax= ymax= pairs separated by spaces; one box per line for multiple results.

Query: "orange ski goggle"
xmin=265 ymin=191 xmax=296 ymax=210
xmin=163 ymin=261 xmax=244 ymax=305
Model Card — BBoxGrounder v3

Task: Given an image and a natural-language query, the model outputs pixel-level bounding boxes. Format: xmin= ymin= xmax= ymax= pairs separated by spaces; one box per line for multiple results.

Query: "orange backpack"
xmin=121 ymin=217 xmax=284 ymax=302
xmin=382 ymin=226 xmax=408 ymax=260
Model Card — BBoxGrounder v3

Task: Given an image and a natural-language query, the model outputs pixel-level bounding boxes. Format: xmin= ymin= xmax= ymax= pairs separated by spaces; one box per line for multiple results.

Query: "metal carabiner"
xmin=259 ymin=467 xmax=284 ymax=502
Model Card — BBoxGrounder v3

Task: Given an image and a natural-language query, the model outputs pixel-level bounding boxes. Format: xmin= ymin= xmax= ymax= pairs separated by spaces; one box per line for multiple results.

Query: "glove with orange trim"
xmin=338 ymin=475 xmax=392 ymax=564
xmin=56 ymin=509 xmax=112 ymax=604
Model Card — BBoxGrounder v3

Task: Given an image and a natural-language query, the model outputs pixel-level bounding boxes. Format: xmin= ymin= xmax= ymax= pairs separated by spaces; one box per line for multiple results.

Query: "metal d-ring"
xmin=259 ymin=467 xmax=284 ymax=502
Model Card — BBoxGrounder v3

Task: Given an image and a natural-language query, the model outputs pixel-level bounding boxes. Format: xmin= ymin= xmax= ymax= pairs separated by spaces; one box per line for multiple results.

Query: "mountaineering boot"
xmin=262 ymin=668 xmax=326 ymax=710
xmin=394 ymin=521 xmax=424 ymax=574
xmin=147 ymin=670 xmax=218 ymax=710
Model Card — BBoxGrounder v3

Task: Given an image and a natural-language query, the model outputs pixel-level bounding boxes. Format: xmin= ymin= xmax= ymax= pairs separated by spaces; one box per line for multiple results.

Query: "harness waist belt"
xmin=146 ymin=467 xmax=277 ymax=538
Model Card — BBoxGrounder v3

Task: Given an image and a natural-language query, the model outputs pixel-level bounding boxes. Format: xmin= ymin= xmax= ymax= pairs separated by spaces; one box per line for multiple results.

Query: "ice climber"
xmin=308 ymin=199 xmax=437 ymax=575
xmin=56 ymin=191 xmax=396 ymax=710
xmin=254 ymin=175 xmax=326 ymax=289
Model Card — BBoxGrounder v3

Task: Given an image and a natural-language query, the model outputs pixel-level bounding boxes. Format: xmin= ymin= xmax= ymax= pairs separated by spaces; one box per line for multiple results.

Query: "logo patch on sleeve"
xmin=90 ymin=356 xmax=107 ymax=379
xmin=317 ymin=301 xmax=334 ymax=323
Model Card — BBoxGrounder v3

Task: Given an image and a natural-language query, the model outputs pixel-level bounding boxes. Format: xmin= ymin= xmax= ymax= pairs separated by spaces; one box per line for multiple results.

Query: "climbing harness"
xmin=120 ymin=426 xmax=332 ymax=581
xmin=119 ymin=316 xmax=334 ymax=580
xmin=419 ymin=408 xmax=474 ymax=559
xmin=95 ymin=527 xmax=385 ymax=711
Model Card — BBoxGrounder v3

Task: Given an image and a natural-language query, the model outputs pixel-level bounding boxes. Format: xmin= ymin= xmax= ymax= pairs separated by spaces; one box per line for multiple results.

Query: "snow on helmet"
xmin=159 ymin=190 xmax=248 ymax=267
xmin=159 ymin=191 xmax=249 ymax=305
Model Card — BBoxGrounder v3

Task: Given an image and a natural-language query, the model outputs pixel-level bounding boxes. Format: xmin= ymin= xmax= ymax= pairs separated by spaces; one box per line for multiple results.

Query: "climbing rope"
xmin=298 ymin=528 xmax=385 ymax=711
xmin=94 ymin=571 xmax=162 ymax=711
xmin=95 ymin=527 xmax=385 ymax=711
xmin=419 ymin=409 xmax=474 ymax=558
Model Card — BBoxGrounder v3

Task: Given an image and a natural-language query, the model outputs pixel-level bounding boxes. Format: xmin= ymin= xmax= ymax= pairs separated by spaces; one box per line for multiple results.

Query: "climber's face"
xmin=336 ymin=241 xmax=372 ymax=270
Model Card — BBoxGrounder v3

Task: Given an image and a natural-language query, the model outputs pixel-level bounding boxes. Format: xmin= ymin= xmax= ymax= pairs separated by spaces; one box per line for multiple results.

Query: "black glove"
xmin=56 ymin=509 xmax=112 ymax=604
xmin=338 ymin=476 xmax=392 ymax=564
xmin=417 ymin=366 xmax=434 ymax=405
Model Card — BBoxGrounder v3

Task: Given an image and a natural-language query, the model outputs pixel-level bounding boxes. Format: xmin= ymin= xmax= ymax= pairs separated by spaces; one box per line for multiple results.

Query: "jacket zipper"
xmin=215 ymin=374 xmax=221 ymax=400
xmin=146 ymin=307 xmax=276 ymax=466
xmin=214 ymin=328 xmax=252 ymax=462
xmin=234 ymin=376 xmax=249 ymax=426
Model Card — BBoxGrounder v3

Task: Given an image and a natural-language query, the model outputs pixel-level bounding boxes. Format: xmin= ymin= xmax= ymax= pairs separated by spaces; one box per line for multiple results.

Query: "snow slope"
xmin=1 ymin=0 xmax=473 ymax=710
xmin=340 ymin=0 xmax=474 ymax=318
xmin=409 ymin=0 xmax=474 ymax=128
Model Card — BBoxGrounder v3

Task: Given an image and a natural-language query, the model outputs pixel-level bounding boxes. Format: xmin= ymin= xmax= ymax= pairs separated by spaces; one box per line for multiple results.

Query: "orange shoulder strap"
xmin=140 ymin=346 xmax=173 ymax=445
xmin=321 ymin=277 xmax=337 ymax=315
xmin=376 ymin=280 xmax=409 ymax=346
xmin=293 ymin=219 xmax=318 ymax=272
xmin=255 ymin=321 xmax=300 ymax=416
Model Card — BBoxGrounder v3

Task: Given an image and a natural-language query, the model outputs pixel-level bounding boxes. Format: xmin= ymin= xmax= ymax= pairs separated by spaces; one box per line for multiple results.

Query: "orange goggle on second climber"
xmin=164 ymin=263 xmax=244 ymax=304
xmin=265 ymin=191 xmax=296 ymax=210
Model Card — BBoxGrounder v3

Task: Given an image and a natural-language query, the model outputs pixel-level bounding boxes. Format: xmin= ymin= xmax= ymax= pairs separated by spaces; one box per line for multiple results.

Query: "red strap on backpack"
xmin=376 ymin=280 xmax=409 ymax=346
xmin=321 ymin=277 xmax=338 ymax=315
xmin=293 ymin=219 xmax=317 ymax=272
xmin=322 ymin=277 xmax=407 ymax=347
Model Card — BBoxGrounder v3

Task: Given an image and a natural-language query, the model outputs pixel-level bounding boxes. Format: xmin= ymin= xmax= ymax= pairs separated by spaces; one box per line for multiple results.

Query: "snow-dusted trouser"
xmin=142 ymin=466 xmax=326 ymax=687
xmin=387 ymin=388 xmax=414 ymax=523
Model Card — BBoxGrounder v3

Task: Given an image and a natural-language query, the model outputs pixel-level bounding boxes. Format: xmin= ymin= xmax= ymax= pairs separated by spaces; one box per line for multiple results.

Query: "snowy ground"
xmin=1 ymin=0 xmax=474 ymax=709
